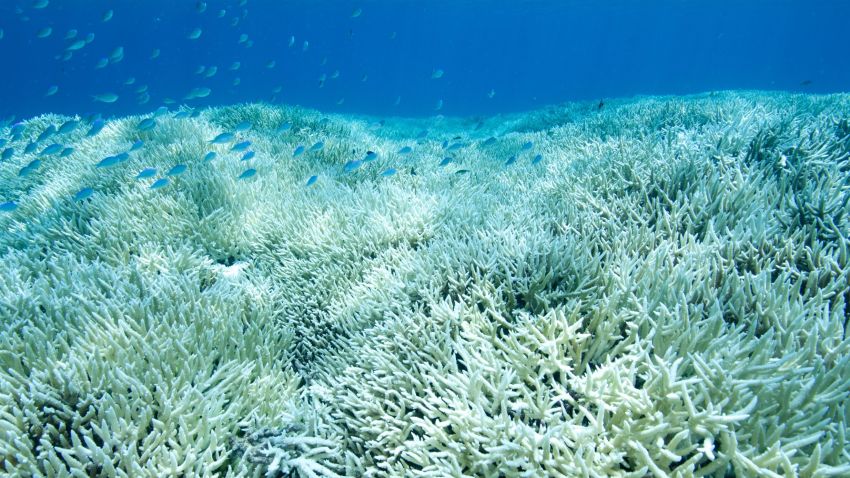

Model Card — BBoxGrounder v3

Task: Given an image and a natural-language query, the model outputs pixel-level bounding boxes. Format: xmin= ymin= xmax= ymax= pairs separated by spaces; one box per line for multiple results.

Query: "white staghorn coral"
xmin=1 ymin=92 xmax=849 ymax=476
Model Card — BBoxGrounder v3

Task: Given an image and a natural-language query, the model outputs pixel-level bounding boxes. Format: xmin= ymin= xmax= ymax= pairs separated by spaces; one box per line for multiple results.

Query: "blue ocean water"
xmin=0 ymin=0 xmax=847 ymax=120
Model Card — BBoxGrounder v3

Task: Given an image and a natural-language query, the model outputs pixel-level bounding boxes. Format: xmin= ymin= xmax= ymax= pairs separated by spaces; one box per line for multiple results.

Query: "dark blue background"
xmin=0 ymin=0 xmax=847 ymax=120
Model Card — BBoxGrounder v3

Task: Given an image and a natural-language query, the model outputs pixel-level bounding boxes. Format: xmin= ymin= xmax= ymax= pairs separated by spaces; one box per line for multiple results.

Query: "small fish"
xmin=288 ymin=35 xmax=295 ymax=48
xmin=187 ymin=27 xmax=203 ymax=40
xmin=130 ymin=140 xmax=144 ymax=151
xmin=137 ymin=118 xmax=156 ymax=131
xmin=150 ymin=48 xmax=160 ymax=59
xmin=343 ymin=160 xmax=362 ymax=172
xmin=102 ymin=9 xmax=113 ymax=22
xmin=364 ymin=151 xmax=378 ymax=161
xmin=310 ymin=141 xmax=324 ymax=151
xmin=204 ymin=66 xmax=218 ymax=78
xmin=521 ymin=141 xmax=533 ymax=150
xmin=18 ymin=166 xmax=34 ymax=177
xmin=166 ymin=164 xmax=187 ymax=176
xmin=59 ymin=147 xmax=74 ymax=157
xmin=173 ymin=111 xmax=190 ymax=119
xmin=66 ymin=39 xmax=86 ymax=51
xmin=84 ymin=32 xmax=95 ymax=44
xmin=305 ymin=175 xmax=318 ymax=186
xmin=398 ymin=146 xmax=412 ymax=154
xmin=64 ymin=29 xmax=77 ymax=40
xmin=74 ymin=187 xmax=94 ymax=201
xmin=293 ymin=145 xmax=305 ymax=157
xmin=439 ymin=157 xmax=452 ymax=167
xmin=351 ymin=7 xmax=362 ymax=18
xmin=37 ymin=27 xmax=52 ymax=38
xmin=203 ymin=151 xmax=217 ymax=162
xmin=150 ymin=178 xmax=169 ymax=190
xmin=231 ymin=141 xmax=251 ymax=152
xmin=210 ymin=132 xmax=235 ymax=144
xmin=37 ymin=124 xmax=57 ymax=142
xmin=1 ymin=148 xmax=13 ymax=161
xmin=86 ymin=119 xmax=105 ymax=136
xmin=434 ymin=99 xmax=443 ymax=111
xmin=276 ymin=122 xmax=292 ymax=134
xmin=96 ymin=155 xmax=119 ymax=168
xmin=234 ymin=121 xmax=252 ymax=132
xmin=597 ymin=99 xmax=604 ymax=111
xmin=0 ymin=201 xmax=18 ymax=212
xmin=39 ymin=143 xmax=62 ymax=156
xmin=24 ymin=142 xmax=38 ymax=154
xmin=505 ymin=156 xmax=516 ymax=166
xmin=241 ymin=151 xmax=255 ymax=161
xmin=94 ymin=57 xmax=109 ymax=69
xmin=455 ymin=169 xmax=470 ymax=175
xmin=124 ymin=77 xmax=136 ymax=86
xmin=381 ymin=168 xmax=397 ymax=177
xmin=800 ymin=80 xmax=813 ymax=86
xmin=238 ymin=168 xmax=256 ymax=180
xmin=417 ymin=129 xmax=428 ymax=138
xmin=135 ymin=167 xmax=156 ymax=179
xmin=230 ymin=61 xmax=241 ymax=71
xmin=58 ymin=120 xmax=78 ymax=134
xmin=110 ymin=46 xmax=124 ymax=63
xmin=32 ymin=0 xmax=49 ymax=8
xmin=92 ymin=93 xmax=119 ymax=103
xmin=302 ymin=40 xmax=309 ymax=51
xmin=482 ymin=137 xmax=497 ymax=146
xmin=266 ymin=60 xmax=276 ymax=69
xmin=531 ymin=154 xmax=543 ymax=164
xmin=431 ymin=69 xmax=444 ymax=79
xmin=447 ymin=142 xmax=465 ymax=151
xmin=488 ymin=89 xmax=496 ymax=99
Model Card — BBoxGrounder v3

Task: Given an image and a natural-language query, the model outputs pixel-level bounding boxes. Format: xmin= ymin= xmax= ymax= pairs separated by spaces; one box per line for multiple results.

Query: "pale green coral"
xmin=1 ymin=92 xmax=849 ymax=477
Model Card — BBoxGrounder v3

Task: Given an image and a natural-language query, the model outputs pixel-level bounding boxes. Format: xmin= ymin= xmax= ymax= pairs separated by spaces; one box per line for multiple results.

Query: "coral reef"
xmin=1 ymin=92 xmax=849 ymax=476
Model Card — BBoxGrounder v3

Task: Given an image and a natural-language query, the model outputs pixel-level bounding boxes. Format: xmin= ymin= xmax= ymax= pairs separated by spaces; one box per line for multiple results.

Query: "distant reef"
xmin=1 ymin=92 xmax=849 ymax=477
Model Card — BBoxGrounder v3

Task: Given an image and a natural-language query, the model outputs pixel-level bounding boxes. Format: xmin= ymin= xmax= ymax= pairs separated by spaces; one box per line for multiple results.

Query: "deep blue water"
xmin=0 ymin=0 xmax=847 ymax=121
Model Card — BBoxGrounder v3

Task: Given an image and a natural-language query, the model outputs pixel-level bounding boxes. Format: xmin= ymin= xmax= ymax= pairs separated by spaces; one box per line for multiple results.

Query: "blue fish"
xmin=532 ymin=154 xmax=543 ymax=164
xmin=381 ymin=168 xmax=397 ymax=177
xmin=24 ymin=142 xmax=38 ymax=154
xmin=173 ymin=111 xmax=191 ymax=119
xmin=86 ymin=119 xmax=105 ymax=137
xmin=203 ymin=151 xmax=217 ymax=162
xmin=1 ymin=148 xmax=13 ymax=160
xmin=96 ymin=153 xmax=127 ymax=168
xmin=0 ymin=139 xmax=6 ymax=149
xmin=153 ymin=106 xmax=168 ymax=117
xmin=58 ymin=120 xmax=79 ymax=135
xmin=150 ymin=178 xmax=169 ymax=190
xmin=310 ymin=141 xmax=324 ymax=151
xmin=276 ymin=122 xmax=292 ymax=133
xmin=482 ymin=137 xmax=497 ymax=146
xmin=60 ymin=147 xmax=75 ymax=157
xmin=241 ymin=151 xmax=255 ymax=161
xmin=37 ymin=125 xmax=56 ymax=143
xmin=521 ymin=141 xmax=533 ymax=151
xmin=305 ymin=175 xmax=318 ymax=186
xmin=39 ymin=143 xmax=63 ymax=156
xmin=293 ymin=145 xmax=305 ymax=157
xmin=10 ymin=123 xmax=25 ymax=136
xmin=136 ymin=167 xmax=156 ymax=179
xmin=137 ymin=118 xmax=157 ymax=131
xmin=231 ymin=141 xmax=251 ymax=152
xmin=166 ymin=164 xmax=187 ymax=176
xmin=210 ymin=132 xmax=235 ymax=144
xmin=238 ymin=168 xmax=256 ymax=180
xmin=0 ymin=201 xmax=18 ymax=212
xmin=343 ymin=160 xmax=362 ymax=172
xmin=130 ymin=140 xmax=144 ymax=151
xmin=74 ymin=187 xmax=94 ymax=201
xmin=417 ymin=129 xmax=428 ymax=138
xmin=505 ymin=156 xmax=517 ymax=166
xmin=364 ymin=151 xmax=378 ymax=161
xmin=234 ymin=121 xmax=252 ymax=132
xmin=398 ymin=146 xmax=412 ymax=154
xmin=439 ymin=157 xmax=453 ymax=167
xmin=447 ymin=142 xmax=465 ymax=151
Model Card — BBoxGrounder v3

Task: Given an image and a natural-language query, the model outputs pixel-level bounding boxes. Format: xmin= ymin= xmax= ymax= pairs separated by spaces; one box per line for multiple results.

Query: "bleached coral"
xmin=1 ymin=92 xmax=849 ymax=476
